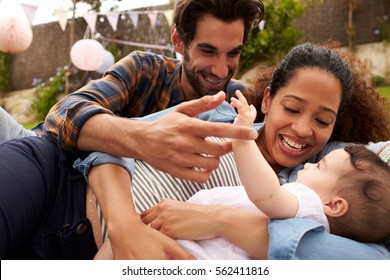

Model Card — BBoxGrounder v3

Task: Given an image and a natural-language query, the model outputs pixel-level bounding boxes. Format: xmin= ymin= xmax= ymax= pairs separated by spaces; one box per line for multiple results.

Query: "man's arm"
xmin=77 ymin=92 xmax=258 ymax=183
xmin=45 ymin=51 xmax=258 ymax=182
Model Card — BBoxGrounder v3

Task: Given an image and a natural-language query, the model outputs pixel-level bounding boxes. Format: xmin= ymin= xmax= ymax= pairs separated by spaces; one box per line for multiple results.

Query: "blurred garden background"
xmin=0 ymin=0 xmax=389 ymax=129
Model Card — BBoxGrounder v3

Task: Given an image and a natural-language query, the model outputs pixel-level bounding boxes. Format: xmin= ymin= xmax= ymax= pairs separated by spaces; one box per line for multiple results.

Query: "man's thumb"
xmin=175 ymin=91 xmax=226 ymax=117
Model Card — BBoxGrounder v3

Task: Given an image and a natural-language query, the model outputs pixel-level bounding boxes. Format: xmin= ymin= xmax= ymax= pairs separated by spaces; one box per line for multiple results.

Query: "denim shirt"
xmin=74 ymin=101 xmax=390 ymax=260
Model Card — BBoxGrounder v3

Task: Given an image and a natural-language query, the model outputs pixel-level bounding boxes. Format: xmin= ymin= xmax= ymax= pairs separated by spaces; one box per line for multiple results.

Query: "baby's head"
xmin=297 ymin=144 xmax=390 ymax=243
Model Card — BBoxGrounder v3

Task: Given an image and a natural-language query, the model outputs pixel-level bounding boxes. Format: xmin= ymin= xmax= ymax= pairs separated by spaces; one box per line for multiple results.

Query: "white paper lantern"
xmin=258 ymin=20 xmax=266 ymax=31
xmin=70 ymin=39 xmax=104 ymax=71
xmin=96 ymin=50 xmax=115 ymax=74
xmin=0 ymin=14 xmax=33 ymax=54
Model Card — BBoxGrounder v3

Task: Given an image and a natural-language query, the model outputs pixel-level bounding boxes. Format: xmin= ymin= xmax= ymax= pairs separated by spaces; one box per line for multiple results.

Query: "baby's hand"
xmin=231 ymin=90 xmax=257 ymax=128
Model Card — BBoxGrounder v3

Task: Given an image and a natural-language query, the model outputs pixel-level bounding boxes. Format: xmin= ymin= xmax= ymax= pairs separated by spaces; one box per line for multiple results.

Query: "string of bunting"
xmin=59 ymin=9 xmax=174 ymax=32
xmin=80 ymin=10 xmax=173 ymax=50
xmin=15 ymin=4 xmax=264 ymax=54
xmin=16 ymin=3 xmax=173 ymax=52
xmin=96 ymin=33 xmax=172 ymax=51
xmin=18 ymin=2 xmax=173 ymax=32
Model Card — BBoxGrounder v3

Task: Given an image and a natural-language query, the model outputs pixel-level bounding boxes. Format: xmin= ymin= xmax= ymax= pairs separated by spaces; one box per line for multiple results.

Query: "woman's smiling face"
xmin=258 ymin=67 xmax=343 ymax=172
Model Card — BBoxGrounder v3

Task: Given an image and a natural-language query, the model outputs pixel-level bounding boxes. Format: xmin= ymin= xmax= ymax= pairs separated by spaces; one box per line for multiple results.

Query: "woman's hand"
xmin=141 ymin=198 xmax=269 ymax=259
xmin=141 ymin=198 xmax=225 ymax=241
xmin=107 ymin=216 xmax=195 ymax=260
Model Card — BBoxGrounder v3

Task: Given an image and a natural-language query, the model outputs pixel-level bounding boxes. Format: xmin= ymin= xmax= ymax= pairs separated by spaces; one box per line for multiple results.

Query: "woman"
xmin=86 ymin=42 xmax=390 ymax=259
xmin=139 ymin=43 xmax=390 ymax=259
xmin=94 ymin=92 xmax=390 ymax=260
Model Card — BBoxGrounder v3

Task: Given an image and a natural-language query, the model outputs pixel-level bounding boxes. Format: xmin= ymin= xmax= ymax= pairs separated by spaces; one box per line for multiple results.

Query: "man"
xmin=41 ymin=0 xmax=265 ymax=259
xmin=45 ymin=0 xmax=264 ymax=182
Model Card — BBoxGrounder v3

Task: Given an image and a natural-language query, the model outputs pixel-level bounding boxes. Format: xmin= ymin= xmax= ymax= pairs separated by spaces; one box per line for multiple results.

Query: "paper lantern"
xmin=70 ymin=39 xmax=104 ymax=71
xmin=96 ymin=50 xmax=115 ymax=74
xmin=0 ymin=14 xmax=33 ymax=54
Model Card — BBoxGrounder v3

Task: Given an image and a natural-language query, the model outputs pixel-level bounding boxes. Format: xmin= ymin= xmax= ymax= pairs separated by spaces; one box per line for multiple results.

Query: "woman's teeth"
xmin=281 ymin=136 xmax=306 ymax=151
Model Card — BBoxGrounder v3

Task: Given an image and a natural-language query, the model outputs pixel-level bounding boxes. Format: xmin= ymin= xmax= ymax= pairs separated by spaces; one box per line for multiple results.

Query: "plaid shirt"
xmin=44 ymin=51 xmax=261 ymax=152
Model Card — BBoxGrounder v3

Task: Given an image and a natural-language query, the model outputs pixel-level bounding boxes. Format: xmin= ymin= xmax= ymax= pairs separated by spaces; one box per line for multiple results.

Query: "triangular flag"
xmin=83 ymin=12 xmax=98 ymax=34
xmin=54 ymin=9 xmax=69 ymax=31
xmin=147 ymin=12 xmax=158 ymax=29
xmin=20 ymin=3 xmax=39 ymax=26
xmin=127 ymin=12 xmax=139 ymax=28
xmin=163 ymin=10 xmax=173 ymax=26
xmin=106 ymin=11 xmax=120 ymax=32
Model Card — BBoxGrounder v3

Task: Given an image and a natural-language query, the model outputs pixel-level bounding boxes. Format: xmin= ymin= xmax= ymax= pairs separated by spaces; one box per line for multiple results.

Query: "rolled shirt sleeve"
xmin=73 ymin=152 xmax=135 ymax=183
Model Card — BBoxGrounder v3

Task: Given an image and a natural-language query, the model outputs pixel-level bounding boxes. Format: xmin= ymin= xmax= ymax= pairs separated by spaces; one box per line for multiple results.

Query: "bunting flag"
xmin=83 ymin=11 xmax=98 ymax=34
xmin=163 ymin=9 xmax=173 ymax=26
xmin=127 ymin=12 xmax=139 ymax=28
xmin=147 ymin=12 xmax=158 ymax=29
xmin=54 ymin=9 xmax=69 ymax=31
xmin=20 ymin=3 xmax=39 ymax=26
xmin=106 ymin=10 xmax=120 ymax=32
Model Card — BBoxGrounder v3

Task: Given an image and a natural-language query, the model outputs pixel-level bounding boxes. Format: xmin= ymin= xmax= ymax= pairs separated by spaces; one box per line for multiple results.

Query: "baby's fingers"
xmin=235 ymin=90 xmax=249 ymax=105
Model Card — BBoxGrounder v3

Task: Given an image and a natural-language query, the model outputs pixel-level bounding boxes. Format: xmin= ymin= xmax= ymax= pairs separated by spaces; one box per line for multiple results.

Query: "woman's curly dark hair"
xmin=252 ymin=41 xmax=390 ymax=144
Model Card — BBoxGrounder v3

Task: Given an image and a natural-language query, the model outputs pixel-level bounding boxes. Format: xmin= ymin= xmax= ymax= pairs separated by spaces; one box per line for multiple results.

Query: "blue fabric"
xmin=74 ymin=154 xmax=136 ymax=183
xmin=268 ymin=218 xmax=390 ymax=260
xmin=0 ymin=136 xmax=97 ymax=259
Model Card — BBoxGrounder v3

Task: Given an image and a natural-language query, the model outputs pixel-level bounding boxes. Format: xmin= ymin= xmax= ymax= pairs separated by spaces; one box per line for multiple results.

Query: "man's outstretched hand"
xmin=137 ymin=91 xmax=258 ymax=182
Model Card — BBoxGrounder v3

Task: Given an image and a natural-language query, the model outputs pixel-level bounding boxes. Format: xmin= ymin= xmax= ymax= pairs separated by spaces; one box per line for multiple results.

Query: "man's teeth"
xmin=205 ymin=76 xmax=222 ymax=84
xmin=282 ymin=137 xmax=306 ymax=151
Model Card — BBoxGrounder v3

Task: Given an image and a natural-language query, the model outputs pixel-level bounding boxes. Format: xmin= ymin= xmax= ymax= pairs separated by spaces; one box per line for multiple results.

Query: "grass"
xmin=377 ymin=85 xmax=390 ymax=102
xmin=23 ymin=121 xmax=41 ymax=130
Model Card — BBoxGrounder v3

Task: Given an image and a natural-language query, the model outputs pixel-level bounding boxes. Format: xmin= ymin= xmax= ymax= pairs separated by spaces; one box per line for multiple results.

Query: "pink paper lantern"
xmin=96 ymin=50 xmax=115 ymax=74
xmin=0 ymin=14 xmax=33 ymax=54
xmin=70 ymin=39 xmax=104 ymax=71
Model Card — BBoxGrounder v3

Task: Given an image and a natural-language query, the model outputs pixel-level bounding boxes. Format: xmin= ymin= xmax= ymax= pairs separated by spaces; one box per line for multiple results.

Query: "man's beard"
xmin=182 ymin=49 xmax=231 ymax=97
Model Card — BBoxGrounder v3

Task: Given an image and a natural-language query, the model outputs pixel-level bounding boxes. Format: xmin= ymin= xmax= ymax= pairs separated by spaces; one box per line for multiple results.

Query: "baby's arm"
xmin=231 ymin=91 xmax=298 ymax=219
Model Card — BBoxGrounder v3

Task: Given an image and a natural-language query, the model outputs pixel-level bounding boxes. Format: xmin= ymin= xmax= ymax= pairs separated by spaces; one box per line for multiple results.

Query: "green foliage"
xmin=371 ymin=75 xmax=386 ymax=87
xmin=31 ymin=67 xmax=67 ymax=121
xmin=0 ymin=52 xmax=10 ymax=91
xmin=31 ymin=63 xmax=89 ymax=121
xmin=239 ymin=0 xmax=320 ymax=74
xmin=106 ymin=43 xmax=122 ymax=62
xmin=23 ymin=121 xmax=41 ymax=130
xmin=377 ymin=86 xmax=390 ymax=102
